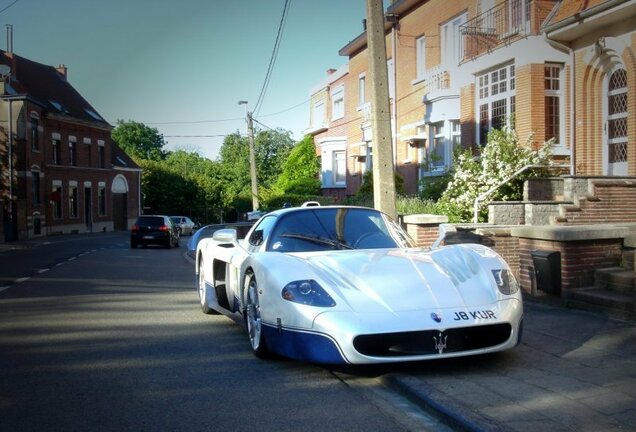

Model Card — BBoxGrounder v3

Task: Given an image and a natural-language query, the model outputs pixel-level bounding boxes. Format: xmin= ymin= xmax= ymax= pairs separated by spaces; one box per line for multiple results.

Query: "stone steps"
xmin=565 ymin=288 xmax=636 ymax=321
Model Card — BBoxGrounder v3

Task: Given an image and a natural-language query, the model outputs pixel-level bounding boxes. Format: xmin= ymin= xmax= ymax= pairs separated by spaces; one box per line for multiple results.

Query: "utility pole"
xmin=366 ymin=0 xmax=397 ymax=220
xmin=239 ymin=101 xmax=259 ymax=211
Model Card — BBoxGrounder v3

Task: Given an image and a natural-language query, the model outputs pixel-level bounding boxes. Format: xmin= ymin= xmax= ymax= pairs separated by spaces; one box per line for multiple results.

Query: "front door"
xmin=605 ymin=67 xmax=628 ymax=176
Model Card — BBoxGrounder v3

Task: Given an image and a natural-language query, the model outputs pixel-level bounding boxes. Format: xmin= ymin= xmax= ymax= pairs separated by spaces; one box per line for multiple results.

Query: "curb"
xmin=382 ymin=374 xmax=505 ymax=432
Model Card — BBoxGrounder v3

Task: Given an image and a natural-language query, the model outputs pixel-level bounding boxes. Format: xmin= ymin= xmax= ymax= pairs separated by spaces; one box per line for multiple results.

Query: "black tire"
xmin=198 ymin=257 xmax=219 ymax=315
xmin=244 ymin=271 xmax=270 ymax=358
xmin=130 ymin=240 xmax=138 ymax=249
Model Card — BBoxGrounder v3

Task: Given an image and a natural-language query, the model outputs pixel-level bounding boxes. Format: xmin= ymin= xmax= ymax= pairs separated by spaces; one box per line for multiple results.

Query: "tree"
xmin=111 ymin=120 xmax=167 ymax=161
xmin=217 ymin=128 xmax=295 ymax=207
xmin=254 ymin=128 xmax=294 ymax=188
xmin=275 ymin=135 xmax=320 ymax=195
xmin=439 ymin=128 xmax=553 ymax=222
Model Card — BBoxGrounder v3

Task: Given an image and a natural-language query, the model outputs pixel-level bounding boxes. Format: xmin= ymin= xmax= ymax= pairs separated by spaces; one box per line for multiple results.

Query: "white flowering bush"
xmin=439 ymin=128 xmax=553 ymax=222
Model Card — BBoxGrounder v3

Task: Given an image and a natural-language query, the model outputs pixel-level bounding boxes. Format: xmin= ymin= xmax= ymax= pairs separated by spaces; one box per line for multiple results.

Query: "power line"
xmin=0 ymin=0 xmax=20 ymax=14
xmin=143 ymin=97 xmax=308 ymax=126
xmin=254 ymin=0 xmax=290 ymax=116
xmin=163 ymin=134 xmax=230 ymax=138
xmin=146 ymin=116 xmax=243 ymax=126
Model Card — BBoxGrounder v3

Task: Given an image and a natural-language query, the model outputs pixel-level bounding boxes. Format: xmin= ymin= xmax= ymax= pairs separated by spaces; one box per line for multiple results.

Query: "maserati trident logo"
xmin=430 ymin=312 xmax=442 ymax=323
xmin=433 ymin=332 xmax=447 ymax=354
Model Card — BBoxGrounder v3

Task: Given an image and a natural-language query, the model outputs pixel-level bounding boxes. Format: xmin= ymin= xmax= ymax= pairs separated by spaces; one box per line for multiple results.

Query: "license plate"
xmin=143 ymin=236 xmax=154 ymax=239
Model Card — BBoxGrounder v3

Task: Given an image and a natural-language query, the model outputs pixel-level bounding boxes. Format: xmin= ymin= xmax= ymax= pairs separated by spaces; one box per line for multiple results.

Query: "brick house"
xmin=306 ymin=65 xmax=350 ymax=200
xmin=307 ymin=0 xmax=635 ymax=197
xmin=0 ymin=50 xmax=141 ymax=241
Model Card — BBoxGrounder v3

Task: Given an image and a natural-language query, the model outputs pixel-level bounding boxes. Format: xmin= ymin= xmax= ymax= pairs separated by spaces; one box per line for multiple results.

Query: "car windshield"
xmin=267 ymin=208 xmax=413 ymax=252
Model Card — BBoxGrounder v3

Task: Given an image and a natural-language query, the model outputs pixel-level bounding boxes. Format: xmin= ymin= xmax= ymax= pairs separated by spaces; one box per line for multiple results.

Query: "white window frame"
xmin=476 ymin=63 xmax=516 ymax=145
xmin=333 ymin=150 xmax=346 ymax=186
xmin=358 ymin=73 xmax=366 ymax=107
xmin=318 ymin=139 xmax=347 ymax=189
xmin=544 ymin=63 xmax=564 ymax=149
xmin=416 ymin=36 xmax=426 ymax=80
xmin=331 ymin=85 xmax=344 ymax=121
xmin=441 ymin=13 xmax=467 ymax=68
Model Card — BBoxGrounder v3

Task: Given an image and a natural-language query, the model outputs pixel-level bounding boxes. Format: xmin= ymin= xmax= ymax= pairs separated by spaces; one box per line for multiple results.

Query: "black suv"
xmin=131 ymin=215 xmax=180 ymax=248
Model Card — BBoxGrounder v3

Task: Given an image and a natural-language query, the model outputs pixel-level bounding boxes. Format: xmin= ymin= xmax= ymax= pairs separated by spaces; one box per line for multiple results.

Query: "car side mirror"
xmin=213 ymin=228 xmax=238 ymax=245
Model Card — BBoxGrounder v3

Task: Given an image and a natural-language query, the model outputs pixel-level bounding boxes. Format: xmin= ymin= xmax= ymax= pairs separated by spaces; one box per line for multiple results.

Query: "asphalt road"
xmin=0 ymin=232 xmax=442 ymax=432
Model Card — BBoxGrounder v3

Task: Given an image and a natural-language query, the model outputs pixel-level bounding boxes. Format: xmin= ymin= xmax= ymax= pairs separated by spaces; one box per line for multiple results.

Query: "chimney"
xmin=6 ymin=24 xmax=12 ymax=53
xmin=56 ymin=64 xmax=67 ymax=80
xmin=326 ymin=68 xmax=336 ymax=75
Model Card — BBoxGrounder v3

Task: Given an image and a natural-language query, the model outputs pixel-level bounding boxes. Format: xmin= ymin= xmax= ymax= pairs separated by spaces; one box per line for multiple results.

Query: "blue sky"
xmin=2 ymin=0 xmax=369 ymax=159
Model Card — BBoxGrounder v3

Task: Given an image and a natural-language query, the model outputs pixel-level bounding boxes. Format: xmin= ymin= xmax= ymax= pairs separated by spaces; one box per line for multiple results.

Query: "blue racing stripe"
xmin=261 ymin=323 xmax=348 ymax=364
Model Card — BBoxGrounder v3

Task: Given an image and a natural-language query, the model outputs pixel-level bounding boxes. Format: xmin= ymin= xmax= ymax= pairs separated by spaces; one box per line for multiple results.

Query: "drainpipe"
xmin=543 ymin=34 xmax=575 ymax=176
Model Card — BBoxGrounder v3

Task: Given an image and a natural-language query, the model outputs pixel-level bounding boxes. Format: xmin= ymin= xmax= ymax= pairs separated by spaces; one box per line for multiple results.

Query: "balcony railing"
xmin=423 ymin=66 xmax=450 ymax=94
xmin=459 ymin=0 xmax=552 ymax=63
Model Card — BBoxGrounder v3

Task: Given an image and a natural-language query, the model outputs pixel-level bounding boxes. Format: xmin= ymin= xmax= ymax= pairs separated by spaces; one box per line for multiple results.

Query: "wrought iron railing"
xmin=460 ymin=0 xmax=550 ymax=63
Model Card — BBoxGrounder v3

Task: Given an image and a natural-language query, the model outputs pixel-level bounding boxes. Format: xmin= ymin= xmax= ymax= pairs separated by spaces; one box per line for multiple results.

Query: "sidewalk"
xmin=384 ymin=300 xmax=636 ymax=432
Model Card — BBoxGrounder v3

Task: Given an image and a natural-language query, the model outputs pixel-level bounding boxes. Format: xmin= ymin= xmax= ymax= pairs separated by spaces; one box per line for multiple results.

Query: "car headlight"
xmin=281 ymin=280 xmax=336 ymax=307
xmin=492 ymin=269 xmax=519 ymax=295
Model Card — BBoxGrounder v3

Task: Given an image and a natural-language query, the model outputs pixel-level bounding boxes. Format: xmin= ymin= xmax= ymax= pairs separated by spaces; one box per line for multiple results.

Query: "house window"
xmin=98 ymin=143 xmax=105 ymax=168
xmin=545 ymin=64 xmax=563 ymax=145
xmin=441 ymin=13 xmax=467 ymax=67
xmin=451 ymin=120 xmax=461 ymax=151
xmin=331 ymin=85 xmax=344 ymax=120
xmin=333 ymin=150 xmax=346 ymax=185
xmin=51 ymin=185 xmax=62 ymax=219
xmin=52 ymin=138 xmax=61 ymax=164
xmin=319 ymin=141 xmax=346 ymax=189
xmin=98 ymin=186 xmax=106 ymax=216
xmin=358 ymin=73 xmax=366 ymax=106
xmin=608 ymin=68 xmax=628 ymax=163
xmin=31 ymin=116 xmax=39 ymax=151
xmin=431 ymin=123 xmax=445 ymax=169
xmin=477 ymin=63 xmax=516 ymax=144
xmin=31 ymin=170 xmax=40 ymax=206
xmin=313 ymin=101 xmax=325 ymax=128
xmin=69 ymin=139 xmax=77 ymax=166
xmin=69 ymin=185 xmax=78 ymax=218
xmin=416 ymin=36 xmax=426 ymax=80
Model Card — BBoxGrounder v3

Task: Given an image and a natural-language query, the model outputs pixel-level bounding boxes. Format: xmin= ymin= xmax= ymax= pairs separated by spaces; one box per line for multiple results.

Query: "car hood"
xmin=298 ymin=246 xmax=504 ymax=314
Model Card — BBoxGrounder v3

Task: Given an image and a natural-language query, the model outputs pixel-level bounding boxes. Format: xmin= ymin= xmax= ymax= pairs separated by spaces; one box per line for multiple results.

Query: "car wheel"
xmin=165 ymin=238 xmax=172 ymax=249
xmin=130 ymin=240 xmax=137 ymax=248
xmin=244 ymin=271 xmax=269 ymax=358
xmin=198 ymin=258 xmax=218 ymax=315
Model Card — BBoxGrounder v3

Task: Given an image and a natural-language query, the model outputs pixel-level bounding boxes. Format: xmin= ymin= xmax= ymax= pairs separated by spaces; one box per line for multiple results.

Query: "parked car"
xmin=131 ymin=215 xmax=180 ymax=248
xmin=195 ymin=204 xmax=523 ymax=365
xmin=187 ymin=222 xmax=254 ymax=259
xmin=170 ymin=216 xmax=196 ymax=236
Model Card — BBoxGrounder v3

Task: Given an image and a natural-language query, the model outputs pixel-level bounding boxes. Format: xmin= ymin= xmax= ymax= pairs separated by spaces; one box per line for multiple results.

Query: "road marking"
xmin=37 ymin=268 xmax=49 ymax=274
xmin=0 ymin=286 xmax=10 ymax=292
xmin=68 ymin=257 xmax=76 ymax=261
xmin=15 ymin=277 xmax=30 ymax=283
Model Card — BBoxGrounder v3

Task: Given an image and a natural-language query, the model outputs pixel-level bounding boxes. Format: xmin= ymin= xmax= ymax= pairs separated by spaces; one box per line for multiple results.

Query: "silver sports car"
xmin=195 ymin=204 xmax=523 ymax=364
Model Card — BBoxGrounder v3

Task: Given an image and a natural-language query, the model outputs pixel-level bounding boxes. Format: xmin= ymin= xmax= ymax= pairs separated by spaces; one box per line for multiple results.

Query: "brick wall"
xmin=518 ymin=237 xmax=622 ymax=294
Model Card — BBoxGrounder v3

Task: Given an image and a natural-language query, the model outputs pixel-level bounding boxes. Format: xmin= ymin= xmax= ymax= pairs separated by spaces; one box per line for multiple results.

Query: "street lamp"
xmin=238 ymin=101 xmax=259 ymax=211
